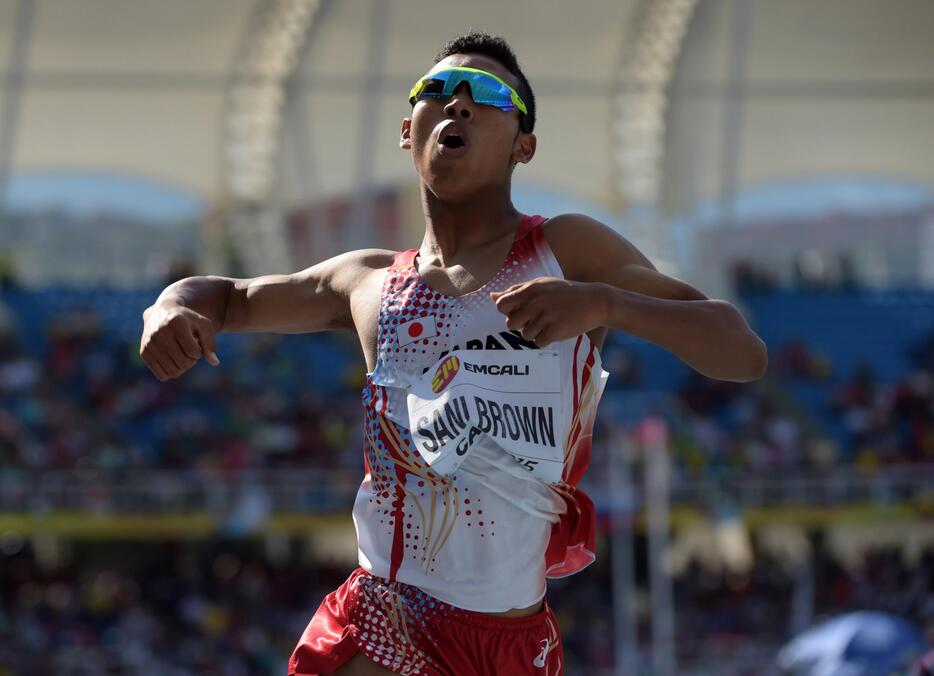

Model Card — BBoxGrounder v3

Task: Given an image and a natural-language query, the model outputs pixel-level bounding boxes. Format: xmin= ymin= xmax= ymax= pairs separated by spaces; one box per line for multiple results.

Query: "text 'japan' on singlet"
xmin=352 ymin=214 xmax=609 ymax=612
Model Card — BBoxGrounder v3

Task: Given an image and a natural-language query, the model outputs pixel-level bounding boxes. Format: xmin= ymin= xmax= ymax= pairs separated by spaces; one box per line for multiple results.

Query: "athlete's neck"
xmin=419 ymin=182 xmax=522 ymax=262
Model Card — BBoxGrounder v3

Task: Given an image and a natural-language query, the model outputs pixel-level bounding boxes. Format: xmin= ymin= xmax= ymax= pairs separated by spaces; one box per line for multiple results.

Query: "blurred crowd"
xmin=731 ymin=250 xmax=862 ymax=294
xmin=663 ymin=327 xmax=934 ymax=481
xmin=0 ymin=535 xmax=929 ymax=675
xmin=1 ymin=291 xmax=931 ymax=492
xmin=0 ymin=537 xmax=347 ymax=675
xmin=0 ymin=305 xmax=365 ymax=483
xmin=672 ymin=372 xmax=809 ymax=476
xmin=827 ymin=342 xmax=934 ymax=470
xmin=773 ymin=328 xmax=934 ymax=470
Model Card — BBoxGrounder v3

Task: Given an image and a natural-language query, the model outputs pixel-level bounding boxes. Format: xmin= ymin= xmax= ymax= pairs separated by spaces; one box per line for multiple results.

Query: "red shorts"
xmin=288 ymin=567 xmax=564 ymax=675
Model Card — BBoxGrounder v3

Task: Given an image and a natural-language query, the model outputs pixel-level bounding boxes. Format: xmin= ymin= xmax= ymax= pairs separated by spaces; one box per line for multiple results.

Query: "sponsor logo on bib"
xmin=407 ymin=350 xmax=568 ymax=481
xmin=431 ymin=355 xmax=460 ymax=393
xmin=463 ymin=361 xmax=529 ymax=376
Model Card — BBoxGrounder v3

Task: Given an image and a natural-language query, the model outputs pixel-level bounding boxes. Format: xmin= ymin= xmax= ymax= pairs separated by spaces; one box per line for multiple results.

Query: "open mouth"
xmin=436 ymin=122 xmax=468 ymax=155
xmin=441 ymin=135 xmax=465 ymax=149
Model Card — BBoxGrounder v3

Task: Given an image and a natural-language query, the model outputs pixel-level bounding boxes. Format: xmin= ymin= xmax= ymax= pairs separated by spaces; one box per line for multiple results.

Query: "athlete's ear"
xmin=512 ymin=132 xmax=536 ymax=165
xmin=400 ymin=117 xmax=412 ymax=150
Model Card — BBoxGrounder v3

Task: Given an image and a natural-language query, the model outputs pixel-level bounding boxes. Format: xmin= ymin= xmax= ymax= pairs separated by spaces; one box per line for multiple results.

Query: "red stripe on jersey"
xmin=388 ymin=464 xmax=408 ymax=580
xmin=563 ymin=336 xmax=585 ymax=482
xmin=581 ymin=342 xmax=595 ymax=393
xmin=564 ymin=341 xmax=596 ymax=484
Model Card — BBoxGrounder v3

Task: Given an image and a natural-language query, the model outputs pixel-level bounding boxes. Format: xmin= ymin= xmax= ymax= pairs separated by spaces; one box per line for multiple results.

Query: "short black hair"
xmin=432 ymin=31 xmax=536 ymax=134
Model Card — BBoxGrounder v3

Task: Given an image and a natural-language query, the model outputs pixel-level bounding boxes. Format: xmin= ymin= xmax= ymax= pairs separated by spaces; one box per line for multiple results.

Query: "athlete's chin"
xmin=422 ymin=170 xmax=488 ymax=203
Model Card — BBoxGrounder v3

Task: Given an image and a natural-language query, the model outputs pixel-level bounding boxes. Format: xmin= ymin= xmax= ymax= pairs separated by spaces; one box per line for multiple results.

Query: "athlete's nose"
xmin=443 ymin=82 xmax=474 ymax=121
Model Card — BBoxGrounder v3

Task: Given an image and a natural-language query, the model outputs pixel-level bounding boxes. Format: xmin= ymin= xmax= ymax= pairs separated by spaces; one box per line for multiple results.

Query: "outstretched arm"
xmin=140 ymin=248 xmax=392 ymax=381
xmin=490 ymin=213 xmax=767 ymax=383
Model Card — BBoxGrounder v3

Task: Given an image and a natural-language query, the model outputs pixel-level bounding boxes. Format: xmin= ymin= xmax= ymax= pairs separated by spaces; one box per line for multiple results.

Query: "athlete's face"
xmin=400 ymin=53 xmax=536 ymax=202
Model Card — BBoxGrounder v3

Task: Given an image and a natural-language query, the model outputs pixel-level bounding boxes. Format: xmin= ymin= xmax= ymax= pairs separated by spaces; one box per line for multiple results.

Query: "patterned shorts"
xmin=288 ymin=567 xmax=564 ymax=675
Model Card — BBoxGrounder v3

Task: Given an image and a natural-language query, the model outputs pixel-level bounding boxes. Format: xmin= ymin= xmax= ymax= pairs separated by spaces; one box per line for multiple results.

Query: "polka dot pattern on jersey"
xmin=348 ymin=572 xmax=444 ymax=675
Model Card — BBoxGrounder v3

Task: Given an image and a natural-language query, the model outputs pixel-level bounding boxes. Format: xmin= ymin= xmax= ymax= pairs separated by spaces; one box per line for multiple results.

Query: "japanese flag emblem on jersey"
xmin=397 ymin=316 xmax=438 ymax=347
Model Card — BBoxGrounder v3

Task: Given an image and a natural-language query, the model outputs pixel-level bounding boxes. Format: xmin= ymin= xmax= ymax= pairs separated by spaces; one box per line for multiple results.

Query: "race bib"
xmin=406 ymin=350 xmax=566 ymax=482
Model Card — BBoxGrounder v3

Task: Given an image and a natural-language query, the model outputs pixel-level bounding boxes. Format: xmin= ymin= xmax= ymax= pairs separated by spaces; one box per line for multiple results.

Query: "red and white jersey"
xmin=354 ymin=214 xmax=609 ymax=612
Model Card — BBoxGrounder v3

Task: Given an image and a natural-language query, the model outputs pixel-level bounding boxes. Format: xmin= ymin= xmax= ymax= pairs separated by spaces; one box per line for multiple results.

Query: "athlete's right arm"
xmin=139 ymin=248 xmax=392 ymax=382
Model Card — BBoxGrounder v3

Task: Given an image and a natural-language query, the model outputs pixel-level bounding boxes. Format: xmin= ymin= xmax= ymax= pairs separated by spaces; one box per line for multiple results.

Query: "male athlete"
xmin=140 ymin=31 xmax=767 ymax=676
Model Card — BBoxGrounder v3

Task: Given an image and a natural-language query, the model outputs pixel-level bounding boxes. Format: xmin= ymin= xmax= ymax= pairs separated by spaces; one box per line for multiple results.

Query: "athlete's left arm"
xmin=490 ymin=213 xmax=768 ymax=383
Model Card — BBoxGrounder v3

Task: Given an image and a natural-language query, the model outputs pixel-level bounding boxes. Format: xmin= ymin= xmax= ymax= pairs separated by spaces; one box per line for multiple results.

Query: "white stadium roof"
xmin=1 ymin=0 xmax=932 ymax=271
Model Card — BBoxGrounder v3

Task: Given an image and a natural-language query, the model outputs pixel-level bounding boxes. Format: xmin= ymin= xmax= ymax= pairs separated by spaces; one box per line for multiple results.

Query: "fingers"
xmin=146 ymin=339 xmax=190 ymax=381
xmin=503 ymin=302 xmax=540 ymax=332
xmin=161 ymin=348 xmax=186 ymax=373
xmin=152 ymin=355 xmax=198 ymax=381
xmin=139 ymin=308 xmax=220 ymax=382
xmin=498 ymin=295 xmax=553 ymax=345
xmin=521 ymin=311 xmax=549 ymax=344
xmin=492 ymin=284 xmax=547 ymax=339
xmin=172 ymin=336 xmax=201 ymax=371
xmin=140 ymin=336 xmax=171 ymax=381
xmin=490 ymin=282 xmax=523 ymax=298
xmin=149 ymin=355 xmax=171 ymax=382
xmin=175 ymin=326 xmax=202 ymax=361
xmin=192 ymin=317 xmax=220 ymax=366
xmin=492 ymin=278 xmax=561 ymax=313
xmin=144 ymin=343 xmax=196 ymax=381
xmin=490 ymin=283 xmax=529 ymax=314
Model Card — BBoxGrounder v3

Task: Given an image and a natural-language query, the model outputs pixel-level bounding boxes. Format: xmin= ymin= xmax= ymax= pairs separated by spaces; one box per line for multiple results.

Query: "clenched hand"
xmin=140 ymin=302 xmax=220 ymax=381
xmin=491 ymin=277 xmax=608 ymax=347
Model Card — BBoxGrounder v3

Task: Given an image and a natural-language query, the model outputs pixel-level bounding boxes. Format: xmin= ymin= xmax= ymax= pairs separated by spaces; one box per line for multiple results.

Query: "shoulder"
xmin=302 ymin=247 xmax=399 ymax=297
xmin=337 ymin=247 xmax=399 ymax=270
xmin=539 ymin=212 xmax=653 ymax=282
xmin=540 ymin=213 xmax=708 ymax=301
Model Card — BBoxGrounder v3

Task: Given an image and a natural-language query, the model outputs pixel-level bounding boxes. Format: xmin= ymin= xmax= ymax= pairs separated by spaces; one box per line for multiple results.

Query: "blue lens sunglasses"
xmin=409 ymin=66 xmax=530 ymax=133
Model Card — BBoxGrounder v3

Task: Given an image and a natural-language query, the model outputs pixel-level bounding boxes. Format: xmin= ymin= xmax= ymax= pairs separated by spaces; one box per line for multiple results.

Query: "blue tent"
xmin=777 ymin=611 xmax=928 ymax=676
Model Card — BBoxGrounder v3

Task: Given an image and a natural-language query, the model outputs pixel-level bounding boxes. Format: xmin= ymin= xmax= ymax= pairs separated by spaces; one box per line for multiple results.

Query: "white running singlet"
xmin=353 ymin=214 xmax=609 ymax=612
